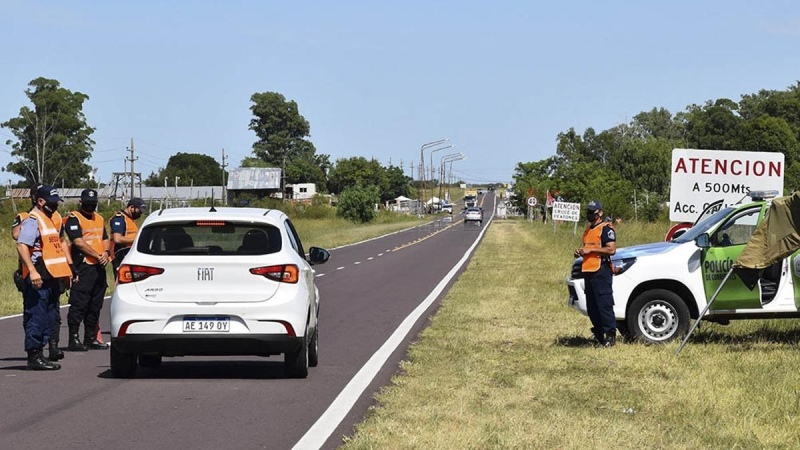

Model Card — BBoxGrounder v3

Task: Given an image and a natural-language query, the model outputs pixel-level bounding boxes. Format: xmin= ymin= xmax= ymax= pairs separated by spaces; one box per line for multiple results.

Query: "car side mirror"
xmin=695 ymin=233 xmax=710 ymax=249
xmin=308 ymin=247 xmax=330 ymax=265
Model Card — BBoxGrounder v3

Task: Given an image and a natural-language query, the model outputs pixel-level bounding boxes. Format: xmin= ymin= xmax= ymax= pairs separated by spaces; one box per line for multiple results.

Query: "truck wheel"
xmin=627 ymin=289 xmax=689 ymax=344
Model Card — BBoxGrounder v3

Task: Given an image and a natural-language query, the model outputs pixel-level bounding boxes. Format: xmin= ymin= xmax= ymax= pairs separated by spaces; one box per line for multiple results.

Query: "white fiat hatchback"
xmin=109 ymin=207 xmax=330 ymax=378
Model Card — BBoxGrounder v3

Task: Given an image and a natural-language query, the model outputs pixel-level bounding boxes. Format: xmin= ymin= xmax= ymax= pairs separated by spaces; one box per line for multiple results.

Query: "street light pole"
xmin=429 ymin=144 xmax=454 ymax=188
xmin=440 ymin=153 xmax=465 ymax=202
xmin=448 ymin=157 xmax=466 ymax=204
xmin=419 ymin=138 xmax=448 ymax=213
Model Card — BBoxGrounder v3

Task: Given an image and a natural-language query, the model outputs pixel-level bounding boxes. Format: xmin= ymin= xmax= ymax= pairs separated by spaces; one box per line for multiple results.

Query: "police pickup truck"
xmin=567 ymin=190 xmax=797 ymax=344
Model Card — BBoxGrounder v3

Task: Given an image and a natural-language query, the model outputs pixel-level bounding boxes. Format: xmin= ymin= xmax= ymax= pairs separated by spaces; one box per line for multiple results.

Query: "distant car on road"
xmin=464 ymin=207 xmax=483 ymax=226
xmin=109 ymin=207 xmax=330 ymax=379
xmin=441 ymin=204 xmax=453 ymax=214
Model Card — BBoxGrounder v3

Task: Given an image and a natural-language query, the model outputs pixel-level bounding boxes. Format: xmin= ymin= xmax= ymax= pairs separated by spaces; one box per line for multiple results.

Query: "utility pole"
xmin=127 ymin=138 xmax=137 ymax=200
xmin=282 ymin=156 xmax=287 ymax=202
xmin=221 ymin=148 xmax=228 ymax=206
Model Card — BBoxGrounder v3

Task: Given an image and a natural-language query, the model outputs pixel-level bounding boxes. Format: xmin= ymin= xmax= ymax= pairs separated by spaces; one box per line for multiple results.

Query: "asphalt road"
xmin=0 ymin=193 xmax=495 ymax=450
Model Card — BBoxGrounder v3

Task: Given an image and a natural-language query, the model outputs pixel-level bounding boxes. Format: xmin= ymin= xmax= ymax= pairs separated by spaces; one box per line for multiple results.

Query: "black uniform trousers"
xmin=583 ymin=264 xmax=615 ymax=336
xmin=22 ymin=277 xmax=61 ymax=351
xmin=67 ymin=262 xmax=108 ymax=339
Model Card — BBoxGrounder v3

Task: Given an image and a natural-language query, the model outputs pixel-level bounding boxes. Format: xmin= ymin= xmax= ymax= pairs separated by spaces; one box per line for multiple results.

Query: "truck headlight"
xmin=612 ymin=257 xmax=636 ymax=275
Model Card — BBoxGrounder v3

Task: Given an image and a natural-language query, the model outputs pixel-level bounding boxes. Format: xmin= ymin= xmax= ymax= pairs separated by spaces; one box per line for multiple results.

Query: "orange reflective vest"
xmin=24 ymin=209 xmax=71 ymax=279
xmin=109 ymin=211 xmax=138 ymax=259
xmin=580 ymin=221 xmax=613 ymax=273
xmin=67 ymin=211 xmax=106 ymax=265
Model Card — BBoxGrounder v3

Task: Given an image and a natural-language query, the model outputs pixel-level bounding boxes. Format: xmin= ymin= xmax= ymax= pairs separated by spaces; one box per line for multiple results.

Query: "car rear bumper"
xmin=112 ymin=334 xmax=303 ymax=357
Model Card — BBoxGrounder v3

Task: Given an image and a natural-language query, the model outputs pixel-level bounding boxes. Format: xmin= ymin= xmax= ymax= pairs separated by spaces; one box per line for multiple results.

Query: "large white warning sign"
xmin=669 ymin=149 xmax=784 ymax=222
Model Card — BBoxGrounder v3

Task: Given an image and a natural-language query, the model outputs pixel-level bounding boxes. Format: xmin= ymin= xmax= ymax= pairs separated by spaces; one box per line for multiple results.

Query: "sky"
xmin=1 ymin=0 xmax=799 ymax=187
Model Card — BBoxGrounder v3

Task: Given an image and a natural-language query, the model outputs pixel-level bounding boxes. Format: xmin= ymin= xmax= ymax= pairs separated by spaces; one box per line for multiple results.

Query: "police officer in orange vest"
xmin=110 ymin=197 xmax=145 ymax=280
xmin=12 ymin=185 xmax=66 ymax=362
xmin=64 ymin=189 xmax=111 ymax=351
xmin=574 ymin=199 xmax=617 ymax=347
xmin=16 ymin=185 xmax=73 ymax=370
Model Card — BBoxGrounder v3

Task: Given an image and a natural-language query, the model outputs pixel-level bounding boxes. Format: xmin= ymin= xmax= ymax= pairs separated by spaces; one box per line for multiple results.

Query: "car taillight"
xmin=117 ymin=265 xmax=165 ymax=284
xmin=250 ymin=264 xmax=299 ymax=283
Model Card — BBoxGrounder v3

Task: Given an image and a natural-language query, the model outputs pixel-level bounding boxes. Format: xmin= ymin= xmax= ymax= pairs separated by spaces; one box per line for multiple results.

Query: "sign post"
xmin=526 ymin=197 xmax=537 ymax=223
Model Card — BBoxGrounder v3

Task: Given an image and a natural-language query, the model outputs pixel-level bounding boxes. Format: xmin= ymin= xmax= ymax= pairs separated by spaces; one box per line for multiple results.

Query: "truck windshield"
xmin=671 ymin=207 xmax=736 ymax=244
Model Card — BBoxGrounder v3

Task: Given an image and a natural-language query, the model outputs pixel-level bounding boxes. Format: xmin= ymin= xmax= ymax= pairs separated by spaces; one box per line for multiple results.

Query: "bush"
xmin=337 ymin=185 xmax=380 ymax=223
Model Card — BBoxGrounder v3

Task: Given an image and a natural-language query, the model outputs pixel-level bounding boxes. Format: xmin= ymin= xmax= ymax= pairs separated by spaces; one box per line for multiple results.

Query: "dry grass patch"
xmin=341 ymin=219 xmax=800 ymax=449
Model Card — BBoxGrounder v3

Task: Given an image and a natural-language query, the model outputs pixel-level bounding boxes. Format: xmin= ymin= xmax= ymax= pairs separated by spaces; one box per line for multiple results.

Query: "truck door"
xmin=702 ymin=204 xmax=764 ymax=310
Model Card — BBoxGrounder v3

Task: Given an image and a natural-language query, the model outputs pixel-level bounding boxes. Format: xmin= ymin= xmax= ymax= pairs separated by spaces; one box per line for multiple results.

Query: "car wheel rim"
xmin=638 ymin=300 xmax=678 ymax=341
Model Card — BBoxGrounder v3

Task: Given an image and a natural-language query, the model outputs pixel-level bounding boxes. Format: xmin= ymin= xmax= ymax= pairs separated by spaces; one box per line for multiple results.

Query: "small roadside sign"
xmin=526 ymin=196 xmax=537 ymax=207
xmin=552 ymin=201 xmax=581 ymax=222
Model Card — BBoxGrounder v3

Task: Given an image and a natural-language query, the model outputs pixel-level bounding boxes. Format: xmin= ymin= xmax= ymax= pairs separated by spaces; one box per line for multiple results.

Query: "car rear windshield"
xmin=137 ymin=221 xmax=283 ymax=256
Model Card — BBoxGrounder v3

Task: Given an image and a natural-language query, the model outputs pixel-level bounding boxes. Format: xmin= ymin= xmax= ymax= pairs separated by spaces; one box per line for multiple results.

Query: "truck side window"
xmin=711 ymin=207 xmax=760 ymax=247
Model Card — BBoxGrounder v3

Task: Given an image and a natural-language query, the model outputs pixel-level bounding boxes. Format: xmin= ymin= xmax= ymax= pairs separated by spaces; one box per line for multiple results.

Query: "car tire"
xmin=308 ymin=328 xmax=319 ymax=368
xmin=110 ymin=344 xmax=138 ymax=378
xmin=138 ymin=354 xmax=162 ymax=368
xmin=627 ymin=289 xmax=690 ymax=344
xmin=284 ymin=333 xmax=309 ymax=378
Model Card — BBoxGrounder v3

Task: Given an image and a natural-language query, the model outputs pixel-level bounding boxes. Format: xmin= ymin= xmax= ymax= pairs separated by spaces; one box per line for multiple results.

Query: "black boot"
xmin=591 ymin=327 xmax=604 ymax=345
xmin=604 ymin=332 xmax=616 ymax=347
xmin=48 ymin=339 xmax=65 ymax=361
xmin=85 ymin=337 xmax=109 ymax=350
xmin=27 ymin=349 xmax=61 ymax=370
xmin=68 ymin=332 xmax=88 ymax=352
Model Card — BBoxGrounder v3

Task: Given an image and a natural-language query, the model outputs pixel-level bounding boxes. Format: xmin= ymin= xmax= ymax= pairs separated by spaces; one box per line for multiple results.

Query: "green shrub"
xmin=337 ymin=185 xmax=380 ymax=223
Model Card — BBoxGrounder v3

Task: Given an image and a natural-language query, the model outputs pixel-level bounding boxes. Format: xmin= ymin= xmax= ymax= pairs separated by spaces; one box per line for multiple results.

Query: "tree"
xmin=337 ymin=184 xmax=380 ymax=223
xmin=683 ymin=99 xmax=742 ymax=150
xmin=2 ymin=77 xmax=95 ymax=186
xmin=630 ymin=107 xmax=685 ymax=141
xmin=248 ymin=91 xmax=330 ymax=190
xmin=739 ymin=116 xmax=799 ymax=158
xmin=384 ymin=165 xmax=412 ymax=201
xmin=327 ymin=157 xmax=388 ymax=196
xmin=144 ymin=152 xmax=224 ymax=186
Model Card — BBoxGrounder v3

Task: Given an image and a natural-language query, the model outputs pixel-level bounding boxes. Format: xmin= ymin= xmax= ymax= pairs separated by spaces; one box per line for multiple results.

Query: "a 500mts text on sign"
xmin=668 ymin=148 xmax=784 ymax=222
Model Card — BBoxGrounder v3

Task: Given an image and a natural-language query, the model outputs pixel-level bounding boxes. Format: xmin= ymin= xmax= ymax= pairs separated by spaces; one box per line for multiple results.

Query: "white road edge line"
xmin=0 ymin=304 xmax=69 ymax=321
xmin=292 ymin=215 xmax=493 ymax=450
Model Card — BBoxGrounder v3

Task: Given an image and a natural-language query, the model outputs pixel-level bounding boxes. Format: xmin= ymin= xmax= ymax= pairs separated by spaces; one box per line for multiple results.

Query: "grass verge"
xmin=340 ymin=218 xmax=800 ymax=449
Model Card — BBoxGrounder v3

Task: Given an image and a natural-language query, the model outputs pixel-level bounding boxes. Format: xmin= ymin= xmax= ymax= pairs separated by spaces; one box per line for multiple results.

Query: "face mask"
xmin=82 ymin=203 xmax=97 ymax=214
xmin=43 ymin=201 xmax=59 ymax=215
xmin=131 ymin=209 xmax=142 ymax=220
xmin=587 ymin=212 xmax=599 ymax=222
